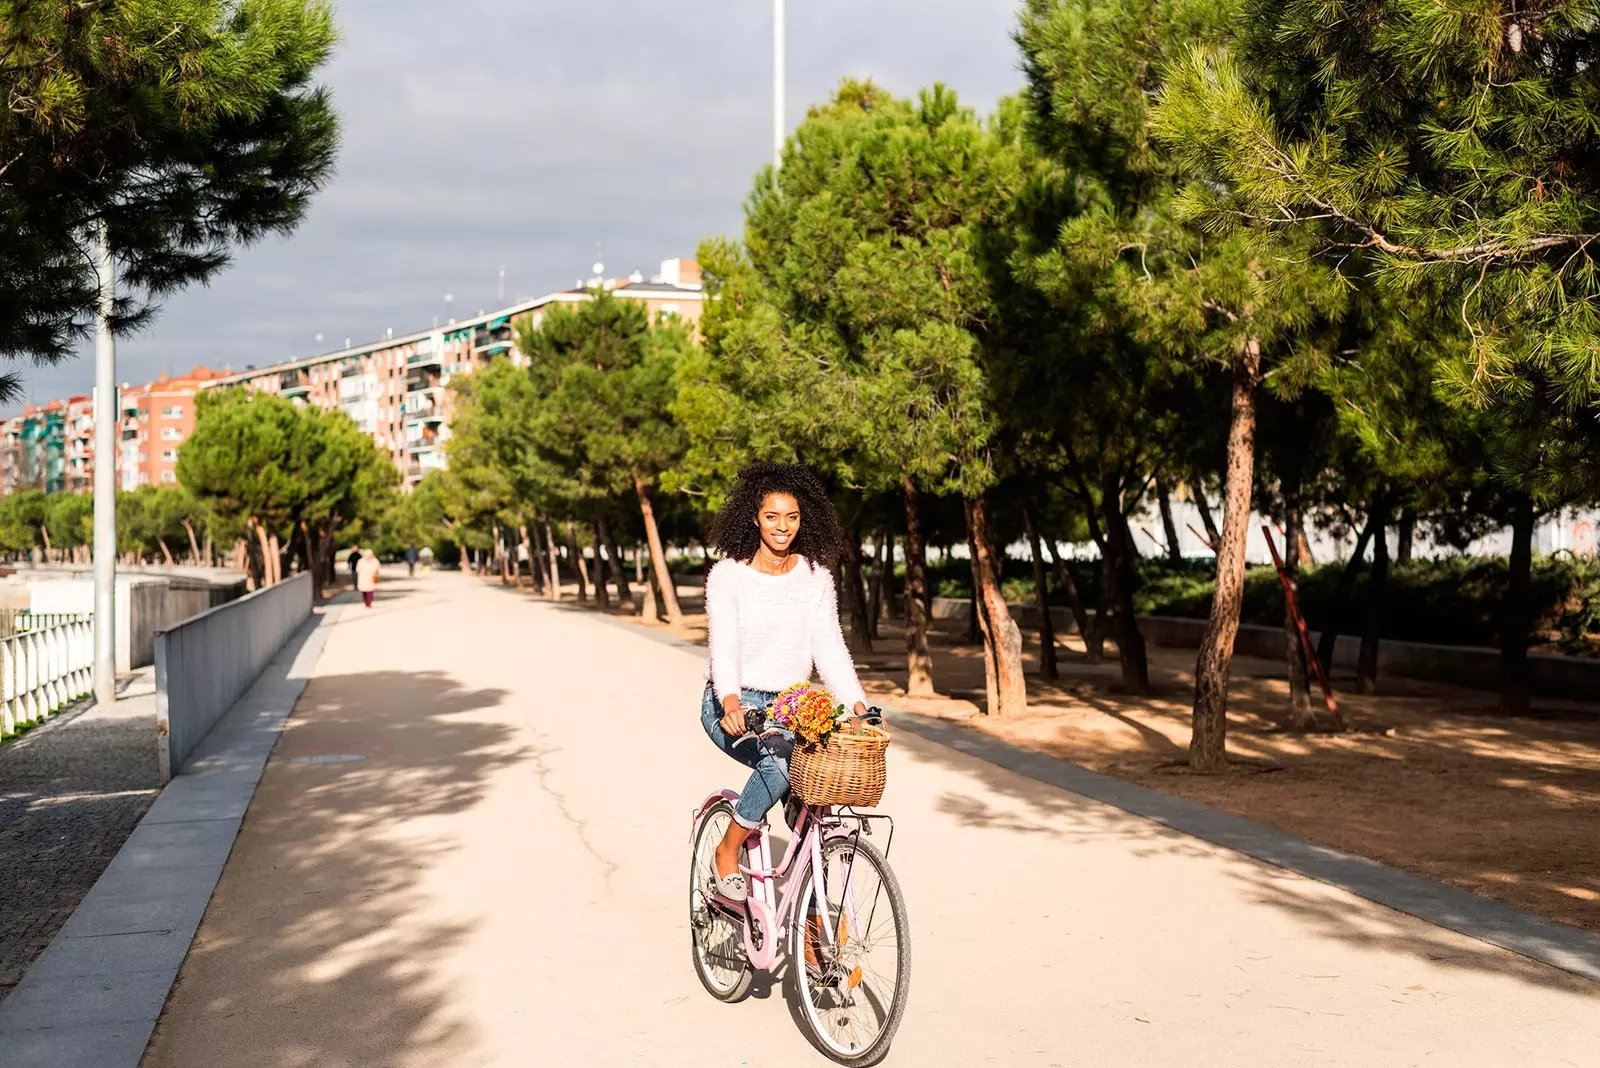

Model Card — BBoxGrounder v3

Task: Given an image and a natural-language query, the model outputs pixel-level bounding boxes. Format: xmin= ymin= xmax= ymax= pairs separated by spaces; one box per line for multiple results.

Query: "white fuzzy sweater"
xmin=705 ymin=556 xmax=868 ymax=711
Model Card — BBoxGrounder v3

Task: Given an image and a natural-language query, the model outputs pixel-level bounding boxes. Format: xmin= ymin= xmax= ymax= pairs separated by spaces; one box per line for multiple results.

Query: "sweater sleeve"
xmin=810 ymin=567 xmax=868 ymax=711
xmin=706 ymin=562 xmax=741 ymax=702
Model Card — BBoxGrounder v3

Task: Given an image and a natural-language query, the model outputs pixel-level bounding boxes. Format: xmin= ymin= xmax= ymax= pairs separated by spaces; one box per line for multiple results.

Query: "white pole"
xmin=92 ymin=223 xmax=117 ymax=707
xmin=773 ymin=0 xmax=785 ymax=170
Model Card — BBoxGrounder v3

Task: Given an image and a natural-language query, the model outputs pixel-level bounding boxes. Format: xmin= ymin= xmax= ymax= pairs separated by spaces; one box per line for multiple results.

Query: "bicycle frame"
xmin=690 ymin=791 xmax=867 ymax=974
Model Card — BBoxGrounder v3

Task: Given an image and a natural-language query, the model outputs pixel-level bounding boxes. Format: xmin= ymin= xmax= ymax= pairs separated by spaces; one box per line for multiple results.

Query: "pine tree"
xmin=0 ymin=0 xmax=339 ymax=387
xmin=1154 ymin=0 xmax=1600 ymax=713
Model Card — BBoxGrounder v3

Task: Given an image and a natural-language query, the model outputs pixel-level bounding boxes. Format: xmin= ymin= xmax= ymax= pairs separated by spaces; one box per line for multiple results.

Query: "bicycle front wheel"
xmin=790 ymin=834 xmax=910 ymax=1066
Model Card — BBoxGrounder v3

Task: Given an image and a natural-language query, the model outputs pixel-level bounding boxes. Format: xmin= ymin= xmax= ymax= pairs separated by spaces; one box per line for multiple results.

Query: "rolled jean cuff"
xmin=731 ymin=810 xmax=762 ymax=830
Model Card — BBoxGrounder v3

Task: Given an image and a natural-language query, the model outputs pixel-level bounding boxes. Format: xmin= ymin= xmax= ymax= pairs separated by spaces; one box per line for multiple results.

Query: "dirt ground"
xmin=577 ymin=581 xmax=1600 ymax=937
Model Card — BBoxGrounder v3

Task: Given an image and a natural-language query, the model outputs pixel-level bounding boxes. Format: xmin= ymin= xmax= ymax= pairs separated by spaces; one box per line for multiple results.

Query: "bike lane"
xmin=142 ymin=571 xmax=1597 ymax=1067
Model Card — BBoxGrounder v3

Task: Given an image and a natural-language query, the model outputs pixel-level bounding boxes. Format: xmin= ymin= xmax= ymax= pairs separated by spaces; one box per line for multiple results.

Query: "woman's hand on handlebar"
xmin=720 ymin=696 xmax=746 ymax=738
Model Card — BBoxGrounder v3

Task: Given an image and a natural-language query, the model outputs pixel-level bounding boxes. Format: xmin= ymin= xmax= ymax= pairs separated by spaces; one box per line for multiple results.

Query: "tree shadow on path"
xmin=142 ymin=668 xmax=520 ymax=1068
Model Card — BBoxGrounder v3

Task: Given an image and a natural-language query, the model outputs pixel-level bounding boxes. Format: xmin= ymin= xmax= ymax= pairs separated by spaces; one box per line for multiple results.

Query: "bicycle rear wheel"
xmin=688 ymin=800 xmax=753 ymax=1002
xmin=790 ymin=835 xmax=910 ymax=1065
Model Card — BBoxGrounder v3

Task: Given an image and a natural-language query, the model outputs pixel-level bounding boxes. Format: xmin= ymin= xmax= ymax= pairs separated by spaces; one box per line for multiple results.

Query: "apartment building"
xmin=0 ymin=367 xmax=222 ymax=496
xmin=117 ymin=367 xmax=225 ymax=489
xmin=218 ymin=258 xmax=704 ymax=487
xmin=0 ymin=258 xmax=702 ymax=497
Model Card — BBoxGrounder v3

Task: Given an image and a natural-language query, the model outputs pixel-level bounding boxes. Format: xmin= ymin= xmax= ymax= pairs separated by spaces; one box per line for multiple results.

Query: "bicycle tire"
xmin=688 ymin=800 xmax=754 ymax=1003
xmin=789 ymin=835 xmax=911 ymax=1065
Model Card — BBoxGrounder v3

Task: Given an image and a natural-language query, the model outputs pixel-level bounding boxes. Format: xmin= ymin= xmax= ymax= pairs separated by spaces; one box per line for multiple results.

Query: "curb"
xmin=0 ymin=601 xmax=344 ymax=1068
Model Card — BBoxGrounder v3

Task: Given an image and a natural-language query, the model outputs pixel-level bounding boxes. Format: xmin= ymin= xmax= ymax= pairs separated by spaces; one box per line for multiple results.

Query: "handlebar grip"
xmin=743 ymin=708 xmax=767 ymax=736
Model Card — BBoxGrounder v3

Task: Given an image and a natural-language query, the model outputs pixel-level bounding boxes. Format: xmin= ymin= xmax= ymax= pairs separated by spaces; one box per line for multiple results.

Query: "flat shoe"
xmin=715 ymin=871 xmax=749 ymax=903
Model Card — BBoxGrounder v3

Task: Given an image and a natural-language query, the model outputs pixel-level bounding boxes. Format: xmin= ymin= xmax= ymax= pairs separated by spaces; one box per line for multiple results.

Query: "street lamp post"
xmin=773 ymin=0 xmax=785 ymax=170
xmin=92 ymin=223 xmax=117 ymax=707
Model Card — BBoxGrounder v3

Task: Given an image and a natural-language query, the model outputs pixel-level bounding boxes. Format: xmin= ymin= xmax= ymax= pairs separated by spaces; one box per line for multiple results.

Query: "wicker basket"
xmin=789 ymin=723 xmax=890 ymax=807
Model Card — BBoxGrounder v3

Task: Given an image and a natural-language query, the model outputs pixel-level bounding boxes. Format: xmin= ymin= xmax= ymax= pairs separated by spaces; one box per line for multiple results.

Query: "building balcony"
xmin=408 ymin=349 xmax=443 ymax=368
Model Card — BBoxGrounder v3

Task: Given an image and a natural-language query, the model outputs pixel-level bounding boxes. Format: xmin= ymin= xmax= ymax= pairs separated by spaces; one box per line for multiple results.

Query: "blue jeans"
xmin=701 ymin=684 xmax=794 ymax=829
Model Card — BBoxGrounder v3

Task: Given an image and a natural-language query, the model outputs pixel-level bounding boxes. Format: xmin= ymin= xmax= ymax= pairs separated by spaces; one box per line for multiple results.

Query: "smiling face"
xmin=755 ymin=491 xmax=802 ymax=557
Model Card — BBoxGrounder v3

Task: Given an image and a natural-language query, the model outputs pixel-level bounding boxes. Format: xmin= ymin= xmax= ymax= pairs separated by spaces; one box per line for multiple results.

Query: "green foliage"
xmin=43 ymin=490 xmax=92 ymax=549
xmin=678 ymin=81 xmax=1025 ymax=503
xmin=0 ymin=0 xmax=340 ymax=389
xmin=179 ymin=388 xmax=397 ymax=550
xmin=1152 ymin=0 xmax=1600 ymax=503
xmin=519 ymin=290 xmax=689 ymax=502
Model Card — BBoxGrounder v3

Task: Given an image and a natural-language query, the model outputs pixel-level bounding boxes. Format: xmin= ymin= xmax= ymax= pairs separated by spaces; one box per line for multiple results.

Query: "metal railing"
xmin=1 ymin=613 xmax=94 ymax=738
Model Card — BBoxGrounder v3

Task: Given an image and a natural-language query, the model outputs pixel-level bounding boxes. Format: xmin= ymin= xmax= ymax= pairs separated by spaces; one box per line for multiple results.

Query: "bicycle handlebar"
xmin=741 ymin=706 xmax=885 ymax=738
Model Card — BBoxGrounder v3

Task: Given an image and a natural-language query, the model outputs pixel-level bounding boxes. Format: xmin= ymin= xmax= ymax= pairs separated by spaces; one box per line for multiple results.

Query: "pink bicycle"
xmin=688 ymin=717 xmax=910 ymax=1065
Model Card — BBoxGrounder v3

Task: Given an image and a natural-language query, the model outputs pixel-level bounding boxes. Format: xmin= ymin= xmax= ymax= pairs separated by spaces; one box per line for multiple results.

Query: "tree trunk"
xmin=867 ymin=531 xmax=887 ymax=639
xmin=901 ymin=479 xmax=935 ymax=696
xmin=203 ymin=533 xmax=214 ymax=568
xmin=644 ymin=546 xmax=668 ymax=621
xmin=635 ymin=542 xmax=644 ymax=585
xmin=842 ymin=529 xmax=873 ymax=655
xmin=1100 ymin=472 xmax=1150 ymax=694
xmin=157 ymin=537 xmax=175 ymax=567
xmin=1156 ymin=479 xmax=1183 ymax=562
xmin=255 ymin=521 xmax=277 ymax=586
xmin=1500 ymin=493 xmax=1535 ymax=716
xmin=1068 ymin=468 xmax=1121 ymax=669
xmin=1396 ymin=506 xmax=1417 ymax=564
xmin=964 ymin=493 xmax=1028 ymax=716
xmin=40 ymin=525 xmax=51 ymax=558
xmin=633 ymin=474 xmax=683 ymax=624
xmin=601 ymin=518 xmax=632 ymax=610
xmin=1020 ymin=494 xmax=1059 ymax=681
xmin=250 ymin=522 xmax=270 ymax=589
xmin=182 ymin=520 xmax=201 ymax=565
xmin=1044 ymin=539 xmax=1096 ymax=661
xmin=1190 ymin=335 xmax=1262 ymax=773
xmin=314 ymin=517 xmax=340 ymax=602
xmin=268 ymin=533 xmax=283 ymax=584
xmin=566 ymin=521 xmax=590 ymax=602
xmin=1358 ymin=498 xmax=1390 ymax=695
xmin=543 ymin=519 xmax=563 ymax=600
xmin=1296 ymin=527 xmax=1316 ymax=569
xmin=590 ymin=522 xmax=612 ymax=609
xmin=1315 ymin=512 xmax=1377 ymax=671
xmin=1282 ymin=484 xmax=1315 ymax=727
xmin=1191 ymin=482 xmax=1221 ymax=551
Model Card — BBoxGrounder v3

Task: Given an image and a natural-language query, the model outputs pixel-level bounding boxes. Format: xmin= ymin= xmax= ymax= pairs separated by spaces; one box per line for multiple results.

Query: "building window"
xmin=161 ymin=470 xmax=177 ymax=484
xmin=161 ymin=427 xmax=183 ymax=441
xmin=161 ymin=449 xmax=177 ymax=461
xmin=161 ymin=405 xmax=183 ymax=418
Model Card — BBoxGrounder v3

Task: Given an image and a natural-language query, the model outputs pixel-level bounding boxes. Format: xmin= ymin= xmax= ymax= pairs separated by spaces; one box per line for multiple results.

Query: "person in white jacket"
xmin=701 ymin=463 xmax=871 ymax=902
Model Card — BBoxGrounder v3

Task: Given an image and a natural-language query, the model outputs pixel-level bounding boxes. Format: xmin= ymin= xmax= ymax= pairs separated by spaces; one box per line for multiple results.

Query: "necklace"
xmin=751 ymin=547 xmax=797 ymax=576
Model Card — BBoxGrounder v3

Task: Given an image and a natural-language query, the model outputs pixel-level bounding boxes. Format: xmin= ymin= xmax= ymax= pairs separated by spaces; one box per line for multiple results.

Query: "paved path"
xmin=143 ymin=571 xmax=1598 ymax=1066
xmin=0 ymin=671 xmax=159 ymax=1000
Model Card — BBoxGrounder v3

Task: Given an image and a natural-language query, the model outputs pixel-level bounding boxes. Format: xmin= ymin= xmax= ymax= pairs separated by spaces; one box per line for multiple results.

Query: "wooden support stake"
xmin=1263 ymin=524 xmax=1343 ymax=731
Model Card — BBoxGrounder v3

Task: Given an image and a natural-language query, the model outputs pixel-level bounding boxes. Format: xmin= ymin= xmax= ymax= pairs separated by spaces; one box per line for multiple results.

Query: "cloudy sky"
xmin=16 ymin=0 xmax=1026 ymax=408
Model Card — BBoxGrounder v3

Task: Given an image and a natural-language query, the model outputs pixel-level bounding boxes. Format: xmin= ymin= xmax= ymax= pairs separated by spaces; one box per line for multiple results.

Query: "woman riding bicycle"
xmin=701 ymin=463 xmax=871 ymax=903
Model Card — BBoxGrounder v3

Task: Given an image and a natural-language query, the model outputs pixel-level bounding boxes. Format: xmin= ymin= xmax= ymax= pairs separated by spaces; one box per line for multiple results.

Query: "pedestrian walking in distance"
xmin=356 ymin=549 xmax=381 ymax=608
xmin=405 ymin=545 xmax=419 ymax=577
xmin=347 ymin=546 xmax=361 ymax=588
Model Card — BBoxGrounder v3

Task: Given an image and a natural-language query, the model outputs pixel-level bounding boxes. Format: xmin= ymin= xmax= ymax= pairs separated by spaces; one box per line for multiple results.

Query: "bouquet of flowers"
xmin=768 ymin=682 xmax=853 ymax=747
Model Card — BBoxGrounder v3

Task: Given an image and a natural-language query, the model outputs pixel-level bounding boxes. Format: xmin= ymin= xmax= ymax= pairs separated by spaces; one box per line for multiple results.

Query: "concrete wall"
xmin=29 ymin=575 xmax=243 ymax=671
xmin=926 ymin=596 xmax=1600 ymax=701
xmin=155 ymin=573 xmax=313 ymax=781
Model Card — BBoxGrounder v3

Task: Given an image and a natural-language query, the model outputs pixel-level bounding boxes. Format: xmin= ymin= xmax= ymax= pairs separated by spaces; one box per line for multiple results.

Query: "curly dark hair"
xmin=708 ymin=463 xmax=846 ymax=570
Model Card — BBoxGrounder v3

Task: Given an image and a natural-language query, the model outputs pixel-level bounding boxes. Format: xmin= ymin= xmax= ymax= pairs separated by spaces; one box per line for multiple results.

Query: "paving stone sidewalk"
xmin=0 ymin=673 xmax=159 ymax=1001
